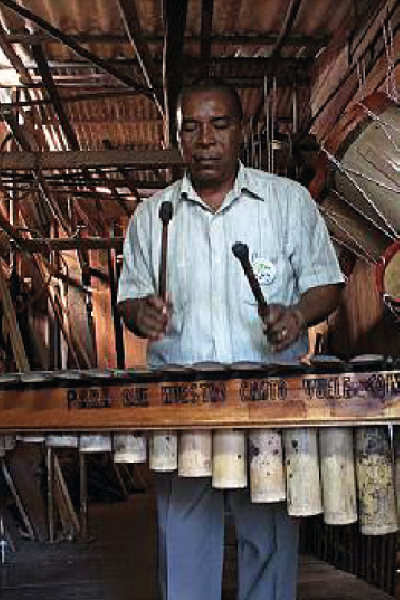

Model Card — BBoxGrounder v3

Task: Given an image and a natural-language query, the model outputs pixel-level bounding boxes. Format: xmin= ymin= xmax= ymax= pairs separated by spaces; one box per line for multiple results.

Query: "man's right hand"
xmin=118 ymin=295 xmax=169 ymax=341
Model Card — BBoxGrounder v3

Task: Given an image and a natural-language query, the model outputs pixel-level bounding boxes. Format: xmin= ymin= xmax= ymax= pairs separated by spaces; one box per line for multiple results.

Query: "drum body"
xmin=335 ymin=100 xmax=400 ymax=233
xmin=310 ymin=93 xmax=398 ymax=261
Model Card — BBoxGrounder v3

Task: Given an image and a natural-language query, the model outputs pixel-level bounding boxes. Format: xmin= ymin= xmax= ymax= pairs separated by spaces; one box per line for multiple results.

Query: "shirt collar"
xmin=180 ymin=162 xmax=264 ymax=207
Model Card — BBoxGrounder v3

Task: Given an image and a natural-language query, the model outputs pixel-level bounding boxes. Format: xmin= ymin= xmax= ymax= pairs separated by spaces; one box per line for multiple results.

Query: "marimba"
xmin=1 ymin=359 xmax=400 ymax=535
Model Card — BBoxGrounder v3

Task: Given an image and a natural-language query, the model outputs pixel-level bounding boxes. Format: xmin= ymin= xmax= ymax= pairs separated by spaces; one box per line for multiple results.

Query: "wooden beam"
xmin=31 ymin=44 xmax=80 ymax=150
xmin=5 ymin=31 xmax=331 ymax=49
xmin=30 ymin=47 xmax=131 ymax=225
xmin=117 ymin=0 xmax=164 ymax=116
xmin=163 ymin=0 xmax=188 ymax=142
xmin=0 ymin=0 xmax=154 ymax=99
xmin=27 ymin=54 xmax=312 ymax=72
xmin=0 ymin=149 xmax=182 ymax=171
xmin=0 ymin=261 xmax=30 ymax=371
xmin=1 ymin=174 xmax=166 ymax=190
xmin=0 ymin=109 xmax=71 ymax=233
xmin=17 ymin=237 xmax=124 ymax=252
xmin=0 ymin=368 xmax=400 ymax=431
xmin=200 ymin=0 xmax=214 ymax=74
xmin=270 ymin=0 xmax=304 ymax=59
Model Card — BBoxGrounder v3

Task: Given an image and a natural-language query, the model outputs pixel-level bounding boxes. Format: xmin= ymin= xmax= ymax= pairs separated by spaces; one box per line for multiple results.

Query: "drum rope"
xmin=382 ymin=16 xmax=398 ymax=103
xmin=325 ymin=149 xmax=400 ymax=196
xmin=321 ymin=147 xmax=399 ymax=238
xmin=356 ymin=59 xmax=366 ymax=100
xmin=319 ymin=205 xmax=378 ymax=263
xmin=330 ymin=188 xmax=397 ymax=241
xmin=328 ymin=233 xmax=375 ymax=264
xmin=356 ymin=103 xmax=400 ymax=153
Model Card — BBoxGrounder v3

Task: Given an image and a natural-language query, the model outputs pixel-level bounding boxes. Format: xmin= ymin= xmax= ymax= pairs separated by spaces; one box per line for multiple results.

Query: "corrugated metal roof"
xmin=0 ymin=0 xmax=363 ymax=192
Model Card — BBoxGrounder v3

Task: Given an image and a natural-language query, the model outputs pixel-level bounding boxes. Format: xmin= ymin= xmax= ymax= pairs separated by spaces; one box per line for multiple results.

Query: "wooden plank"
xmin=6 ymin=445 xmax=47 ymax=542
xmin=0 ymin=149 xmax=182 ymax=171
xmin=53 ymin=454 xmax=80 ymax=537
xmin=0 ymin=262 xmax=30 ymax=372
xmin=21 ymin=237 xmax=124 ymax=252
xmin=0 ymin=369 xmax=398 ymax=430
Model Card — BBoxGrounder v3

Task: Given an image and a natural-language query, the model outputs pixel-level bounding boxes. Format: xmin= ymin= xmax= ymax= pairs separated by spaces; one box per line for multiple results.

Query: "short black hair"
xmin=176 ymin=78 xmax=243 ymax=122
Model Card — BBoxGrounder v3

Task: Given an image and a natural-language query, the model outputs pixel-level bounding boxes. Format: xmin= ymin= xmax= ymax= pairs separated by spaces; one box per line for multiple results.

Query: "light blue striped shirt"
xmin=117 ymin=165 xmax=344 ymax=366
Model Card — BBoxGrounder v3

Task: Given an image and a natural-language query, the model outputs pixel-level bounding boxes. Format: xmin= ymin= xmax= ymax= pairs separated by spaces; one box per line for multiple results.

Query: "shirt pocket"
xmin=240 ymin=255 xmax=282 ymax=307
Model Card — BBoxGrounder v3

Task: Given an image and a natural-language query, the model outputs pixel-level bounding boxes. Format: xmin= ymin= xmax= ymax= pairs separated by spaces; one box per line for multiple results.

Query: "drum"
xmin=309 ymin=92 xmax=398 ymax=260
xmin=375 ymin=239 xmax=400 ymax=320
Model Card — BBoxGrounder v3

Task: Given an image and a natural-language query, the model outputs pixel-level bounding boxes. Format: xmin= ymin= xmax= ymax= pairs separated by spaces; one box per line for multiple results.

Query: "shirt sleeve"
xmin=117 ymin=202 xmax=157 ymax=304
xmin=289 ymin=184 xmax=345 ymax=294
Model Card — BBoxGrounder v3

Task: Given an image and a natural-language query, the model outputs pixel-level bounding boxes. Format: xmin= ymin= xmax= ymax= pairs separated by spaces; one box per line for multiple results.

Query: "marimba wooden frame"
xmin=0 ymin=368 xmax=399 ymax=432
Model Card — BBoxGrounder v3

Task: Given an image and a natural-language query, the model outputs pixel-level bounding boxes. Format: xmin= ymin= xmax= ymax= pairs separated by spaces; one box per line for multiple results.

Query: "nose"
xmin=198 ymin=122 xmax=215 ymax=146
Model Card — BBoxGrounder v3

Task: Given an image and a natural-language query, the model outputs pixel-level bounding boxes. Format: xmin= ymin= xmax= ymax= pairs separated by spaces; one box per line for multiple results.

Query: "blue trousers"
xmin=155 ymin=474 xmax=299 ymax=600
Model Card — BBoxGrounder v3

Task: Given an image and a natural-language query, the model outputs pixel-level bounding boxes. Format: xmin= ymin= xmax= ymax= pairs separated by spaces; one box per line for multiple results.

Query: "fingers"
xmin=136 ymin=295 xmax=170 ymax=340
xmin=262 ymin=305 xmax=305 ymax=352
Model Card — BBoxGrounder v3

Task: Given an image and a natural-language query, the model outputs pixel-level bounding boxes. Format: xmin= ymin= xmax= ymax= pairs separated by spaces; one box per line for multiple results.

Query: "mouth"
xmin=193 ymin=156 xmax=221 ymax=165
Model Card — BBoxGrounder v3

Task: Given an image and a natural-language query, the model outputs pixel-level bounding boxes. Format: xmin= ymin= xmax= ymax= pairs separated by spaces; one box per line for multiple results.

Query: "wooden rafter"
xmin=0 ymin=109 xmax=71 ymax=234
xmin=19 ymin=237 xmax=124 ymax=252
xmin=31 ymin=44 xmax=80 ymax=151
xmin=200 ymin=0 xmax=214 ymax=75
xmin=5 ymin=31 xmax=331 ymax=49
xmin=270 ymin=0 xmax=304 ymax=59
xmin=163 ymin=0 xmax=188 ymax=143
xmin=0 ymin=149 xmax=182 ymax=170
xmin=0 ymin=261 xmax=30 ymax=371
xmin=117 ymin=0 xmax=164 ymax=117
xmin=0 ymin=0 xmax=155 ymax=100
xmin=30 ymin=46 xmax=128 ymax=226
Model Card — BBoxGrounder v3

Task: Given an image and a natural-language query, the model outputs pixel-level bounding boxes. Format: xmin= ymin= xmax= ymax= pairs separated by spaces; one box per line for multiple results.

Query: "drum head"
xmin=310 ymin=93 xmax=399 ymax=260
xmin=376 ymin=240 xmax=400 ymax=319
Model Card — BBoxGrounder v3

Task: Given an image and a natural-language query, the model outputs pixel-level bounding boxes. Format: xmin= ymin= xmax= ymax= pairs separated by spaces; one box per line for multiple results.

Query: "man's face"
xmin=177 ymin=89 xmax=243 ymax=189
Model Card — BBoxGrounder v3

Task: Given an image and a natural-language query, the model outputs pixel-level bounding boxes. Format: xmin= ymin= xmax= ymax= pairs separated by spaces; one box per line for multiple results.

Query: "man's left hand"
xmin=259 ymin=303 xmax=306 ymax=352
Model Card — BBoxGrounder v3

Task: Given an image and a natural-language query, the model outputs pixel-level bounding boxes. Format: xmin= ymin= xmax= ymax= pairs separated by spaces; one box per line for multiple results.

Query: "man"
xmin=117 ymin=80 xmax=344 ymax=600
